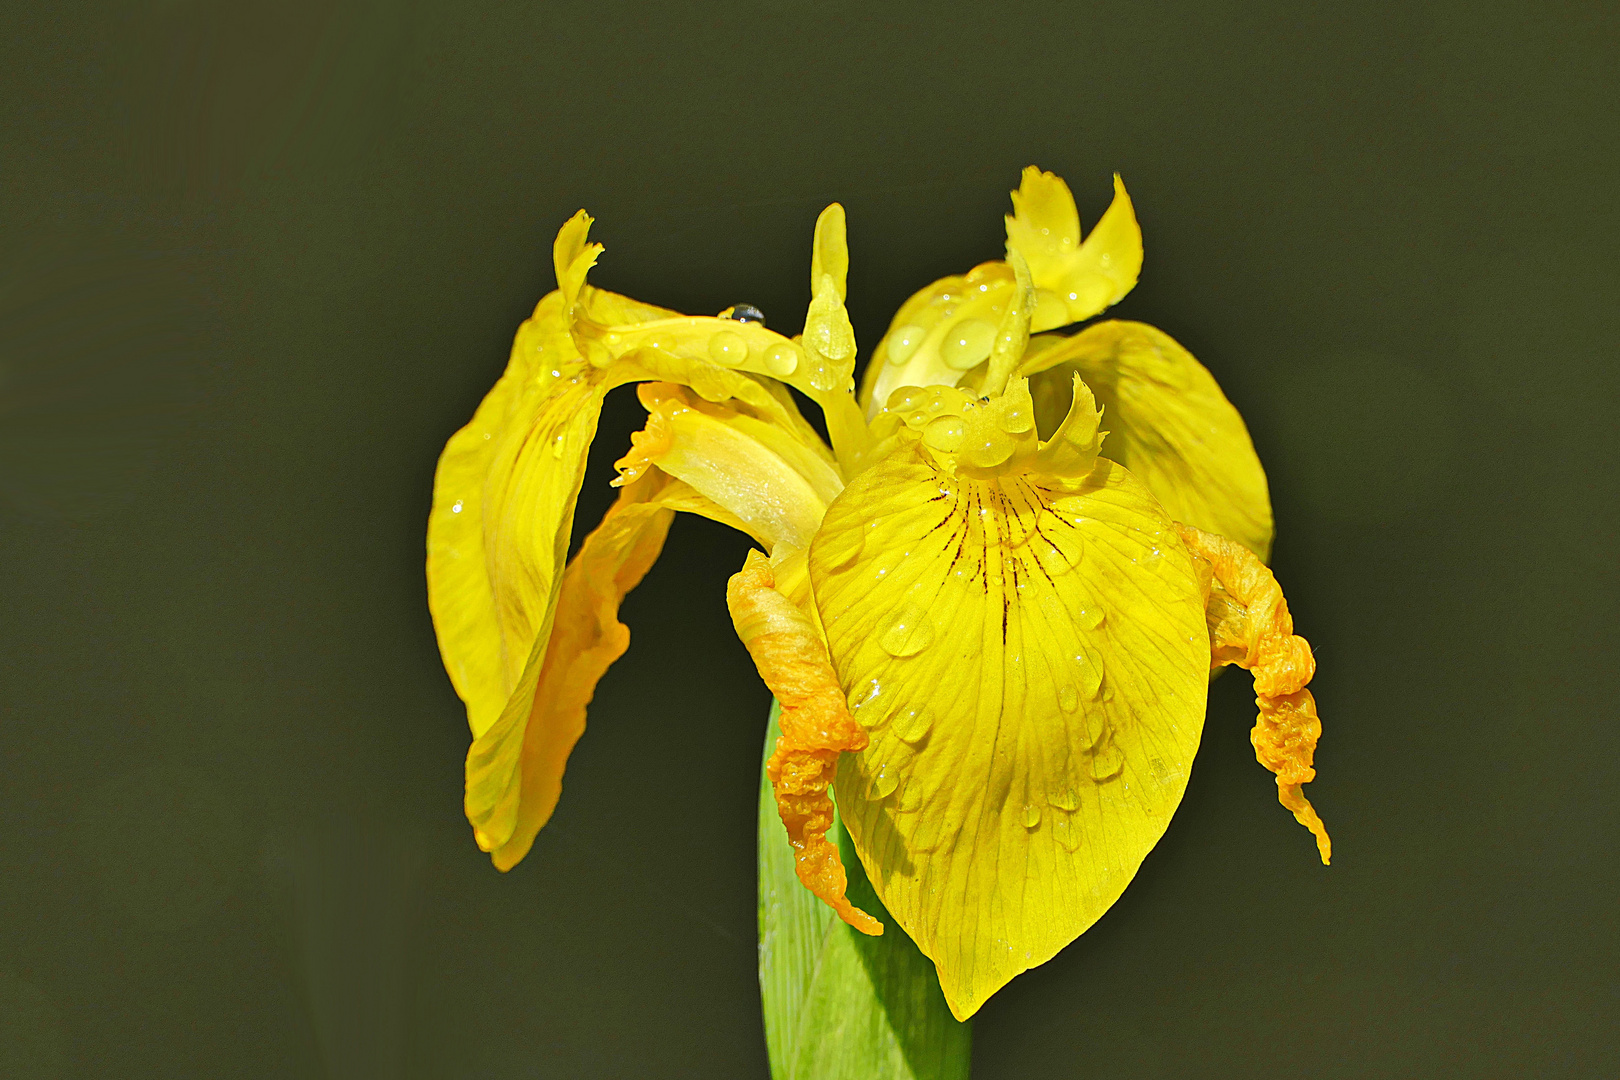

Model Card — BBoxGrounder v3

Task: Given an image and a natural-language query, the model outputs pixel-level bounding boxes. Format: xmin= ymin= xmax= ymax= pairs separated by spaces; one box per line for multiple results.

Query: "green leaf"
xmin=758 ymin=701 xmax=972 ymax=1080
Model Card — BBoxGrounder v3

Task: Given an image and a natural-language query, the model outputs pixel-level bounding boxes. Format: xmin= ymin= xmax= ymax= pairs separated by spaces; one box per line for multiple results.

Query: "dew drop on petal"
xmin=1059 ymin=684 xmax=1080 ymax=713
xmin=940 ymin=318 xmax=997 ymax=370
xmin=878 ymin=602 xmax=935 ymax=657
xmin=890 ymin=706 xmax=933 ymax=745
xmin=1088 ymin=732 xmax=1125 ymax=781
xmin=763 ymin=342 xmax=800 ymax=377
xmin=869 ymin=763 xmax=900 ymax=799
xmin=923 ymin=416 xmax=965 ymax=453
xmin=1051 ymin=810 xmax=1082 ymax=852
xmin=998 ymin=399 xmax=1034 ymax=434
xmin=1022 ymin=803 xmax=1041 ymax=828
xmin=550 ymin=431 xmax=568 ymax=457
xmin=707 ymin=331 xmax=749 ymax=367
xmin=886 ymin=325 xmax=926 ymax=365
xmin=1048 ymin=781 xmax=1079 ymax=811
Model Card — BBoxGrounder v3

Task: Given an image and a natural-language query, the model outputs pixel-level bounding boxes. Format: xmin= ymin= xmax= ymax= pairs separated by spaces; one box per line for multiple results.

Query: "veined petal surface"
xmin=809 ymin=447 xmax=1209 ymax=1018
xmin=1023 ymin=320 xmax=1274 ymax=560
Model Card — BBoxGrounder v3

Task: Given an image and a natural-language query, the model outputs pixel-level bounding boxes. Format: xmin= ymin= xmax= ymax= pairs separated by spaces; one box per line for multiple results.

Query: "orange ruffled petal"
xmin=726 ymin=549 xmax=883 ymax=935
xmin=1177 ymin=523 xmax=1332 ymax=865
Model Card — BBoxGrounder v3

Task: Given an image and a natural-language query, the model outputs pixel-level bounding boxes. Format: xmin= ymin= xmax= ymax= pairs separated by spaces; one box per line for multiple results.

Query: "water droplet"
xmin=922 ymin=416 xmax=965 ymax=453
xmin=886 ymin=386 xmax=925 ymax=415
xmin=1022 ymin=803 xmax=1041 ymax=828
xmin=806 ymin=355 xmax=840 ymax=393
xmin=886 ymin=325 xmax=926 ymax=365
xmin=1051 ymin=810 xmax=1083 ymax=852
xmin=939 ymin=318 xmax=996 ymax=370
xmin=1088 ymin=731 xmax=1125 ymax=781
xmin=550 ymin=431 xmax=568 ymax=457
xmin=1059 ymin=684 xmax=1079 ymax=713
xmin=1048 ymin=781 xmax=1079 ymax=811
xmin=878 ymin=603 xmax=935 ymax=657
xmin=707 ymin=331 xmax=749 ymax=367
xmin=869 ymin=762 xmax=900 ymax=799
xmin=1032 ymin=289 xmax=1070 ymax=328
xmin=1076 ymin=653 xmax=1104 ymax=699
xmin=763 ymin=342 xmax=800 ymax=377
xmin=890 ymin=706 xmax=932 ymax=744
xmin=998 ymin=400 xmax=1034 ymax=434
xmin=964 ymin=431 xmax=1014 ymax=469
xmin=722 ymin=304 xmax=766 ymax=324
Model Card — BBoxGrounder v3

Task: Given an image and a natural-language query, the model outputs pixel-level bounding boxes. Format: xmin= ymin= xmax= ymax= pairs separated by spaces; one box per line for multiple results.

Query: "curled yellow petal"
xmin=1176 ymin=523 xmax=1331 ymax=864
xmin=726 ymin=549 xmax=883 ymax=936
xmin=1023 ymin=320 xmax=1274 ymax=560
xmin=811 ymin=444 xmax=1208 ymax=1018
xmin=465 ymin=471 xmax=677 ymax=869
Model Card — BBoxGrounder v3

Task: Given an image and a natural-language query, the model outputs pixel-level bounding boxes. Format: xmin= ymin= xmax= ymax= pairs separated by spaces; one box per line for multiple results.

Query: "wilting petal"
xmin=465 ymin=472 xmax=678 ymax=869
xmin=1177 ymin=523 xmax=1331 ymax=864
xmin=614 ymin=382 xmax=842 ymax=554
xmin=1022 ymin=320 xmax=1275 ymax=560
xmin=809 ymin=446 xmax=1209 ymax=1019
xmin=727 ymin=549 xmax=882 ymax=936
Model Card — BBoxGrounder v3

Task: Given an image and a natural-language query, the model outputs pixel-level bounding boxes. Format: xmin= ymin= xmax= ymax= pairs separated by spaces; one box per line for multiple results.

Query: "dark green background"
xmin=2 ymin=1 xmax=1616 ymax=1076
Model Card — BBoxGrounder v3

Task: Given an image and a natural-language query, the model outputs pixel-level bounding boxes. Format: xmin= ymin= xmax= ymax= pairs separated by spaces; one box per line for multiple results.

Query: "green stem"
xmin=757 ymin=700 xmax=972 ymax=1080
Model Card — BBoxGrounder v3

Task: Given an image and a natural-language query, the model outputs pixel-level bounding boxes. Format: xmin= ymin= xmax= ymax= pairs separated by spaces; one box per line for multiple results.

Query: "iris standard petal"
xmin=1022 ymin=320 xmax=1275 ymax=560
xmin=860 ymin=168 xmax=1142 ymax=416
xmin=1004 ymin=168 xmax=1142 ymax=330
xmin=809 ymin=447 xmax=1209 ymax=1019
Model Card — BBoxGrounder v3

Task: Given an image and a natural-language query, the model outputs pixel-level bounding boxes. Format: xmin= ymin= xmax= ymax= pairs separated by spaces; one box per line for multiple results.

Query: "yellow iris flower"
xmin=426 ymin=167 xmax=1330 ymax=1020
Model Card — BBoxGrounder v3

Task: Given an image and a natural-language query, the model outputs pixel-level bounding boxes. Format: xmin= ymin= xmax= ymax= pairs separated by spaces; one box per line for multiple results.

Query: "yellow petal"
xmin=430 ymin=210 xmax=835 ymax=866
xmin=1177 ymin=523 xmax=1331 ymax=864
xmin=859 ymin=169 xmax=1141 ymax=415
xmin=809 ymin=444 xmax=1209 ymax=1019
xmin=1022 ymin=320 xmax=1275 ymax=560
xmin=810 ymin=202 xmax=849 ymax=301
xmin=613 ymin=382 xmax=842 ymax=553
xmin=1004 ymin=168 xmax=1143 ymax=330
xmin=466 ymin=471 xmax=677 ymax=870
xmin=727 ymin=549 xmax=882 ymax=936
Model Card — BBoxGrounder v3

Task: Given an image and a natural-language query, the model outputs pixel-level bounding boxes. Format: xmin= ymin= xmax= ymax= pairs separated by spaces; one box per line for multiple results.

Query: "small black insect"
xmin=719 ymin=304 xmax=767 ymax=325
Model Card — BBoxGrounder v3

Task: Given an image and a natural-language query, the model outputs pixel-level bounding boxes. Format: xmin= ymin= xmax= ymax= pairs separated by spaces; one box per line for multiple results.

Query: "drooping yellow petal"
xmin=727 ymin=549 xmax=883 ymax=936
xmin=1022 ymin=320 xmax=1274 ymax=560
xmin=1177 ymin=523 xmax=1331 ymax=864
xmin=860 ymin=168 xmax=1142 ymax=416
xmin=430 ymin=211 xmax=846 ymax=866
xmin=465 ymin=471 xmax=677 ymax=870
xmin=612 ymin=382 xmax=843 ymax=554
xmin=809 ymin=445 xmax=1209 ymax=1019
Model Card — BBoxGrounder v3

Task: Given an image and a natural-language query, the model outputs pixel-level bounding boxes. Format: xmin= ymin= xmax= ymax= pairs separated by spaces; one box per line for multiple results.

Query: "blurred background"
xmin=1 ymin=1 xmax=1616 ymax=1076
